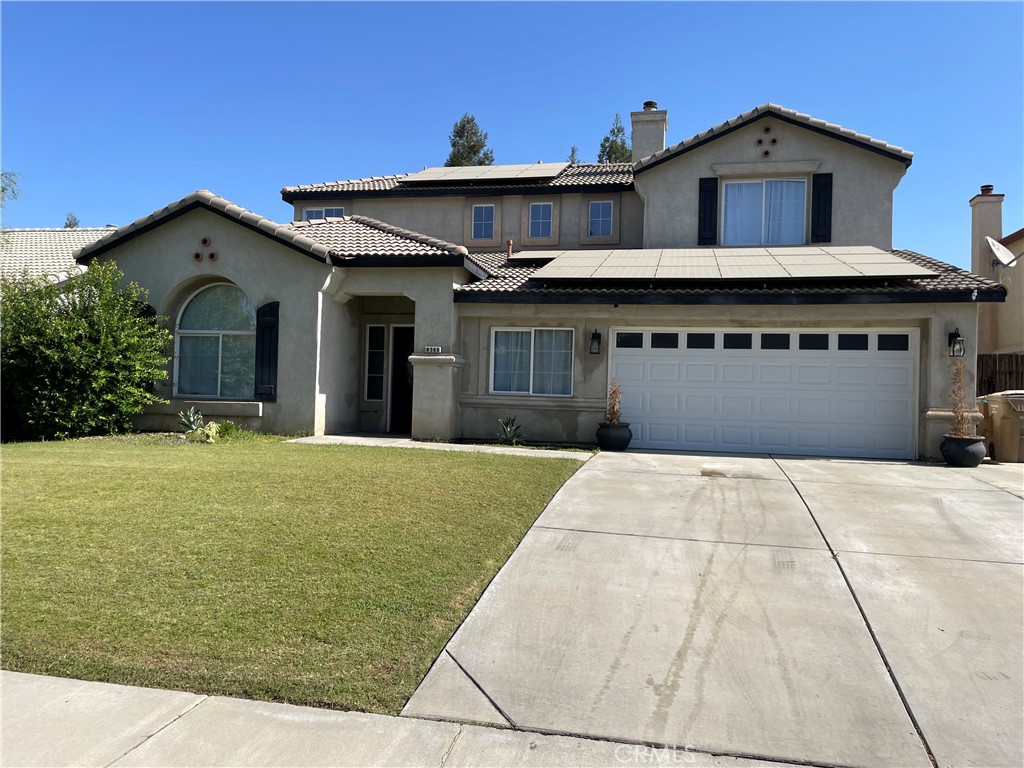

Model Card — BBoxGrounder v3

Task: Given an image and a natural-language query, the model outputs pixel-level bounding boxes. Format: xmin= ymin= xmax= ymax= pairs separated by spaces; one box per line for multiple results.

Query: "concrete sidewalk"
xmin=1 ymin=671 xmax=790 ymax=767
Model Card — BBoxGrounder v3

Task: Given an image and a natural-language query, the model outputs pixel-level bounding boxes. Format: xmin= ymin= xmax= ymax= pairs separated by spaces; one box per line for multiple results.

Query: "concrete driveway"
xmin=404 ymin=453 xmax=1023 ymax=768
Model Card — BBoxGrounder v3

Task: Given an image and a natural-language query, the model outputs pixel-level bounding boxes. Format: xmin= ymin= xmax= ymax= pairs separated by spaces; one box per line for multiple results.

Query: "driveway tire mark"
xmin=771 ymin=456 xmax=939 ymax=768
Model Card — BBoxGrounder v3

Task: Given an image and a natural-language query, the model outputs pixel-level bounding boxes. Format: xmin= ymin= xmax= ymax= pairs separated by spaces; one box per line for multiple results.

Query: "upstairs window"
xmin=588 ymin=201 xmax=613 ymax=237
xmin=176 ymin=284 xmax=256 ymax=399
xmin=528 ymin=203 xmax=553 ymax=239
xmin=722 ymin=179 xmax=805 ymax=245
xmin=472 ymin=205 xmax=495 ymax=240
xmin=303 ymin=207 xmax=344 ymax=220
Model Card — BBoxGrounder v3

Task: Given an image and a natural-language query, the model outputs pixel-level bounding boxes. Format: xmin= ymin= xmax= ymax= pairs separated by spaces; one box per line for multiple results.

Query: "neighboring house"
xmin=74 ymin=103 xmax=1006 ymax=460
xmin=969 ymin=185 xmax=1023 ymax=355
xmin=0 ymin=227 xmax=115 ymax=281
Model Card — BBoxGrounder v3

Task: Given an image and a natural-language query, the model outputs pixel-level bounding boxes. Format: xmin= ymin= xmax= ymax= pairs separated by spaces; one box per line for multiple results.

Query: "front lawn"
xmin=0 ymin=437 xmax=580 ymax=713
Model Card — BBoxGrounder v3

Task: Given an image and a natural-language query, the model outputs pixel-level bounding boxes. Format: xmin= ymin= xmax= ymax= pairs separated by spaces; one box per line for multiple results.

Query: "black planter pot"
xmin=939 ymin=435 xmax=987 ymax=468
xmin=596 ymin=422 xmax=632 ymax=452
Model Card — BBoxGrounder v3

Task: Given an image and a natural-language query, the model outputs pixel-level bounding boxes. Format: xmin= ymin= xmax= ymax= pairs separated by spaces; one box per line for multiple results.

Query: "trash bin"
xmin=985 ymin=390 xmax=1024 ymax=463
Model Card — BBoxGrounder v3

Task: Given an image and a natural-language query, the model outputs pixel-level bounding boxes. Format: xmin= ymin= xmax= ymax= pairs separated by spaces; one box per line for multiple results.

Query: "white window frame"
xmin=720 ymin=178 xmax=807 ymax=246
xmin=489 ymin=327 xmax=574 ymax=397
xmin=173 ymin=282 xmax=257 ymax=400
xmin=588 ymin=200 xmax=614 ymax=238
xmin=303 ymin=207 xmax=344 ymax=220
xmin=471 ymin=204 xmax=495 ymax=240
xmin=528 ymin=202 xmax=553 ymax=239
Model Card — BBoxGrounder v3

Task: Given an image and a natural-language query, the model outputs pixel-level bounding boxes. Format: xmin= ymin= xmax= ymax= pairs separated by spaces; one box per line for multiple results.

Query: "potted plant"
xmin=939 ymin=358 xmax=986 ymax=467
xmin=596 ymin=378 xmax=632 ymax=451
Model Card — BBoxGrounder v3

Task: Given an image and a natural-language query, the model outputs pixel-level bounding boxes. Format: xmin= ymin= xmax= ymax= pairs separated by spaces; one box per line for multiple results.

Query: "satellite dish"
xmin=987 ymin=236 xmax=1020 ymax=268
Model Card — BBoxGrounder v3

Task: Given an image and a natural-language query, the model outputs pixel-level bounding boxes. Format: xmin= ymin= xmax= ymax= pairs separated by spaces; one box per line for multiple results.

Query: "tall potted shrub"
xmin=596 ymin=378 xmax=632 ymax=451
xmin=939 ymin=359 xmax=986 ymax=467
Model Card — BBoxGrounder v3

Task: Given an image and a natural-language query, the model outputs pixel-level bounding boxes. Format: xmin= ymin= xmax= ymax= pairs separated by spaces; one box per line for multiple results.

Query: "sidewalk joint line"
xmin=444 ymin=650 xmax=517 ymax=730
xmin=104 ymin=694 xmax=209 ymax=768
xmin=836 ymin=548 xmax=1023 ymax=567
xmin=770 ymin=455 xmax=939 ymax=768
xmin=513 ymin=722 xmax=853 ymax=768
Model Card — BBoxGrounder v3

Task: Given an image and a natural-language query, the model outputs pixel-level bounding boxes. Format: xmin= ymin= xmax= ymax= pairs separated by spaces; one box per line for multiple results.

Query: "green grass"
xmin=1 ymin=437 xmax=580 ymax=713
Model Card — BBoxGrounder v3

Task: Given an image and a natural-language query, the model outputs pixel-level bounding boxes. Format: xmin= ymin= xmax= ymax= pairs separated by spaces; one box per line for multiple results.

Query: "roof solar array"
xmin=403 ymin=162 xmax=569 ymax=185
xmin=528 ymin=246 xmax=938 ymax=281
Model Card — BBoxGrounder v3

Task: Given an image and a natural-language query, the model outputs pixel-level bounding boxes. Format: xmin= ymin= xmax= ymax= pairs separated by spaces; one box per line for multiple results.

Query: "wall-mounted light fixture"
xmin=589 ymin=329 xmax=602 ymax=355
xmin=948 ymin=328 xmax=966 ymax=357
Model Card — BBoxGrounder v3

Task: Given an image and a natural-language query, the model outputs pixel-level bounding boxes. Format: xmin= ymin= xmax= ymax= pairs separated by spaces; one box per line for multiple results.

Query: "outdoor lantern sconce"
xmin=948 ymin=328 xmax=966 ymax=357
xmin=590 ymin=329 xmax=602 ymax=355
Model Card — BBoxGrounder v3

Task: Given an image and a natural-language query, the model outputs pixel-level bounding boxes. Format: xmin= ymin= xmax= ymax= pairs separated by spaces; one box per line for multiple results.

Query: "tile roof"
xmin=281 ymin=163 xmax=634 ymax=201
xmin=1 ymin=227 xmax=114 ymax=280
xmin=634 ymin=103 xmax=914 ymax=173
xmin=457 ymin=249 xmax=1004 ymax=305
xmin=288 ymin=215 xmax=467 ymax=258
xmin=73 ymin=190 xmax=467 ymax=266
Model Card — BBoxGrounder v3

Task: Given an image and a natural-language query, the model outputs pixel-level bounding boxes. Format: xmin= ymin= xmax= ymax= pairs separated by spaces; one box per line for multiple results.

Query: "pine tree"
xmin=444 ymin=114 xmax=495 ymax=167
xmin=64 ymin=212 xmax=80 ymax=228
xmin=567 ymin=146 xmax=580 ymax=164
xmin=597 ymin=114 xmax=631 ymax=164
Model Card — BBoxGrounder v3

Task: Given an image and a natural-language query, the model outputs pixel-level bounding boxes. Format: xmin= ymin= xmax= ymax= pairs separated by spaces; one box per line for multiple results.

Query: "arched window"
xmin=175 ymin=284 xmax=256 ymax=399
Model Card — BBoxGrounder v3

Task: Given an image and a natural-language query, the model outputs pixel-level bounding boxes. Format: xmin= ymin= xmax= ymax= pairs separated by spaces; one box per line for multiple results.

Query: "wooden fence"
xmin=977 ymin=353 xmax=1024 ymax=396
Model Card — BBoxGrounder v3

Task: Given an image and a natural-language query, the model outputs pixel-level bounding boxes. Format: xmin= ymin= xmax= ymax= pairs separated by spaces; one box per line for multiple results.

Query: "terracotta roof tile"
xmin=73 ymin=190 xmax=468 ymax=266
xmin=287 ymin=216 xmax=467 ymax=258
xmin=1 ymin=227 xmax=115 ymax=280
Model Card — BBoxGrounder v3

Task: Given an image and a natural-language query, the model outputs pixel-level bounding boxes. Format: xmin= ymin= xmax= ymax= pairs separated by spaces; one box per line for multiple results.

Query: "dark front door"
xmin=389 ymin=326 xmax=414 ymax=434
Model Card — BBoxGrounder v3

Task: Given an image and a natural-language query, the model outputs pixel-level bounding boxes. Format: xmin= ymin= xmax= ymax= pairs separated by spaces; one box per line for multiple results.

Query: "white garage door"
xmin=610 ymin=328 xmax=917 ymax=460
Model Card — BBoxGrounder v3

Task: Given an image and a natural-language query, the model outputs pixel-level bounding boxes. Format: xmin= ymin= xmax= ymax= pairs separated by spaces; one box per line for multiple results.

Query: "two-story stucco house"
xmin=74 ymin=102 xmax=1006 ymax=460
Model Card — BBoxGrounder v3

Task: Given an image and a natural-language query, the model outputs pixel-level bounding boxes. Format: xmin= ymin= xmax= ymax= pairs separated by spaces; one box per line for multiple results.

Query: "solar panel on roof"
xmin=403 ymin=162 xmax=569 ymax=185
xmin=529 ymin=246 xmax=938 ymax=282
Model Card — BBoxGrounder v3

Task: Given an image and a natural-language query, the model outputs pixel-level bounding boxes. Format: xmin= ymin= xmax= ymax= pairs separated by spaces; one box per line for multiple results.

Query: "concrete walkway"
xmin=1 ymin=670 xmax=790 ymax=767
xmin=289 ymin=434 xmax=591 ymax=461
xmin=405 ymin=452 xmax=1024 ymax=768
xmin=4 ymin=443 xmax=1021 ymax=768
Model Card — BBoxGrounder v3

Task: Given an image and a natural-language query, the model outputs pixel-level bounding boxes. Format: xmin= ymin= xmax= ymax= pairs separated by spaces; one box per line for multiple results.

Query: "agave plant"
xmin=497 ymin=415 xmax=525 ymax=446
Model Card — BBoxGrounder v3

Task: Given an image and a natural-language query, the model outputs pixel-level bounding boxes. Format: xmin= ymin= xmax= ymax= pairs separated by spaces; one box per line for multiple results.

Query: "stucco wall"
xmin=92 ymin=208 xmax=338 ymax=435
xmin=293 ymin=191 xmax=645 ymax=251
xmin=455 ymin=300 xmax=980 ymax=459
xmin=633 ymin=118 xmax=908 ymax=250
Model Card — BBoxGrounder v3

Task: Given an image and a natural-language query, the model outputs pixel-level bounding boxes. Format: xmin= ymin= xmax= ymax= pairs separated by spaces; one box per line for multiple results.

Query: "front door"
xmin=389 ymin=326 xmax=414 ymax=434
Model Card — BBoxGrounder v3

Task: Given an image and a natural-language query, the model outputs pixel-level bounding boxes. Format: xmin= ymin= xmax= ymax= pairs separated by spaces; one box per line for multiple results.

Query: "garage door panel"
xmin=836 ymin=365 xmax=870 ymax=385
xmin=684 ymin=362 xmax=717 ymax=382
xmin=649 ymin=362 xmax=680 ymax=382
xmin=796 ymin=365 xmax=831 ymax=385
xmin=796 ymin=398 xmax=831 ymax=418
xmin=758 ymin=364 xmax=793 ymax=384
xmin=720 ymin=425 xmax=755 ymax=447
xmin=721 ymin=395 xmax=754 ymax=415
xmin=758 ymin=396 xmax=792 ymax=418
xmin=722 ymin=364 xmax=755 ymax=383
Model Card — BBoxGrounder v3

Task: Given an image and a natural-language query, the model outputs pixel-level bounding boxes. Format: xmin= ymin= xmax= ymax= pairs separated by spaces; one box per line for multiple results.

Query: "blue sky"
xmin=2 ymin=1 xmax=1021 ymax=269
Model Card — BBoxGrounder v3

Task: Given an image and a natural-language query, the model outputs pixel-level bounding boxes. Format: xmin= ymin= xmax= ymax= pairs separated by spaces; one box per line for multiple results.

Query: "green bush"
xmin=1 ymin=262 xmax=172 ymax=441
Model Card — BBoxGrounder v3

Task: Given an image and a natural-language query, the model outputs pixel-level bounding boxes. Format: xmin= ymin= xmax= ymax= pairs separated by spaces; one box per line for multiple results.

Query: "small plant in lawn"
xmin=497 ymin=415 xmax=525 ymax=446
xmin=177 ymin=407 xmax=219 ymax=443
xmin=178 ymin=407 xmax=204 ymax=433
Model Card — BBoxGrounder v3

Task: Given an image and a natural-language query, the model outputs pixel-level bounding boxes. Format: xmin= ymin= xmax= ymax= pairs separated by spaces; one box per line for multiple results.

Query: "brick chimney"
xmin=630 ymin=100 xmax=668 ymax=162
xmin=970 ymin=184 xmax=1004 ymax=276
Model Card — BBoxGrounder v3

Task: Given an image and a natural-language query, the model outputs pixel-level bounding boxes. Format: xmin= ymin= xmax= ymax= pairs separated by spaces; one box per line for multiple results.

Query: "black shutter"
xmin=697 ymin=177 xmax=718 ymax=245
xmin=254 ymin=302 xmax=279 ymax=402
xmin=811 ymin=173 xmax=833 ymax=243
